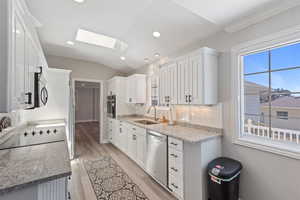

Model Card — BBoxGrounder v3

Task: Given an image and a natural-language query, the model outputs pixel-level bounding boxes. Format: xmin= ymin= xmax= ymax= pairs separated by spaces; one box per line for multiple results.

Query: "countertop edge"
xmin=0 ymin=171 xmax=72 ymax=195
xmin=117 ymin=117 xmax=223 ymax=143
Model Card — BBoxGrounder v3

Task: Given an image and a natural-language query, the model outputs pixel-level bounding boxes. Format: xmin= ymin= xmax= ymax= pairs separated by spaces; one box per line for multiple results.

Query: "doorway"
xmin=73 ymin=79 xmax=103 ymax=146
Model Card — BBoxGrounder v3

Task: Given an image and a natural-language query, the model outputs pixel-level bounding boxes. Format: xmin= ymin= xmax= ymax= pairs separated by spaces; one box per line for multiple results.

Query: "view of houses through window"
xmin=243 ymin=42 xmax=300 ymax=145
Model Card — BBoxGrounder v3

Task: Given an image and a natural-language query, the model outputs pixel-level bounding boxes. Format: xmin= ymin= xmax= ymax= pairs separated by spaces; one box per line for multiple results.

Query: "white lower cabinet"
xmin=107 ymin=118 xmax=114 ymax=143
xmin=111 ymin=121 xmax=222 ymax=200
xmin=0 ymin=177 xmax=68 ymax=200
xmin=168 ymin=136 xmax=222 ymax=200
xmin=168 ymin=137 xmax=184 ymax=199
xmin=118 ymin=121 xmax=128 ymax=153
xmin=136 ymin=127 xmax=147 ymax=169
xmin=113 ymin=121 xmax=146 ymax=169
xmin=127 ymin=128 xmax=137 ymax=162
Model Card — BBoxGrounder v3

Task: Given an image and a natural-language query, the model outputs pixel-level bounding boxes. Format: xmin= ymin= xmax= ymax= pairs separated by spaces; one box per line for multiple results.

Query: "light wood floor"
xmin=75 ymin=121 xmax=100 ymax=142
xmin=69 ymin=122 xmax=177 ymax=200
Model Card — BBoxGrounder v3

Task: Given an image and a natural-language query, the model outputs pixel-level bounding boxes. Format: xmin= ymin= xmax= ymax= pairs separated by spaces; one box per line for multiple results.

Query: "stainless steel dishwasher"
xmin=145 ymin=130 xmax=167 ymax=186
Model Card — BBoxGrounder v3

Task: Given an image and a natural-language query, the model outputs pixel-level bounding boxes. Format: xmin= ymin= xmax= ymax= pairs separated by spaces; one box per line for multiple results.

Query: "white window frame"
xmin=231 ymin=25 xmax=300 ymax=160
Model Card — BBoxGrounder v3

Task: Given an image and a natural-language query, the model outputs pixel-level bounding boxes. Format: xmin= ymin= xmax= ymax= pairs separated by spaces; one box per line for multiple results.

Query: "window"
xmin=277 ymin=111 xmax=288 ymax=120
xmin=241 ymin=41 xmax=300 ymax=152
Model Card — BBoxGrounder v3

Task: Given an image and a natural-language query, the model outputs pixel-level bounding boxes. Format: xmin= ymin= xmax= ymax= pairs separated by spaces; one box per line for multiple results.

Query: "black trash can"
xmin=207 ymin=157 xmax=242 ymax=200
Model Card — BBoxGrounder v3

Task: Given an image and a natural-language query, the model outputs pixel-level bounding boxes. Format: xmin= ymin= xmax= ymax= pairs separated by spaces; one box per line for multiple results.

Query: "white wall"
xmin=0 ymin=0 xmax=8 ymax=113
xmin=23 ymin=68 xmax=71 ymax=122
xmin=133 ymin=5 xmax=300 ymax=200
xmin=46 ymin=55 xmax=124 ymax=80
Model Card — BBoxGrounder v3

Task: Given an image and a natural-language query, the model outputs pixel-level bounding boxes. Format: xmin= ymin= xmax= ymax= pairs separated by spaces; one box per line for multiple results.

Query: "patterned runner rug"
xmin=83 ymin=156 xmax=149 ymax=200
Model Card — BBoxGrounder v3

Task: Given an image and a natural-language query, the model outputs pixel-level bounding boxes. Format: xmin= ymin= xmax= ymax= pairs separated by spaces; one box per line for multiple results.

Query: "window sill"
xmin=233 ymin=135 xmax=300 ymax=160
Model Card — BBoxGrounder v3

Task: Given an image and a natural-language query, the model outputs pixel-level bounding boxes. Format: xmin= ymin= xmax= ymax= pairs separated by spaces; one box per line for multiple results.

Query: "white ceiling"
xmin=25 ymin=0 xmax=300 ymax=72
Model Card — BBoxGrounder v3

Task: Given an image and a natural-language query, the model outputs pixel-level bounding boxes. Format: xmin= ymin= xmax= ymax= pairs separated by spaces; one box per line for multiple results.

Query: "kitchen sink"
xmin=134 ymin=120 xmax=159 ymax=125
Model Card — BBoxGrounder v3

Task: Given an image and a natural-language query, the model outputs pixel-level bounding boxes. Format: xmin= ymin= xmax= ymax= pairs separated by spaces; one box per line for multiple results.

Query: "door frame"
xmin=72 ymin=78 xmax=104 ymax=144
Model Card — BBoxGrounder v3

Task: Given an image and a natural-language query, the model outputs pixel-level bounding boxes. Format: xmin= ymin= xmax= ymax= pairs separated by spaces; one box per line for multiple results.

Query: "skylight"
xmin=76 ymin=29 xmax=117 ymax=49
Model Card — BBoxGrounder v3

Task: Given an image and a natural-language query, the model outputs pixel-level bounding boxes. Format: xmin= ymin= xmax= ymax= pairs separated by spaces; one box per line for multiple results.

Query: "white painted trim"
xmin=231 ymin=24 xmax=300 ymax=53
xmin=48 ymin=67 xmax=71 ymax=73
xmin=75 ymin=120 xmax=99 ymax=123
xmin=225 ymin=1 xmax=300 ymax=33
xmin=234 ymin=137 xmax=300 ymax=160
xmin=231 ymin=25 xmax=300 ymax=159
xmin=72 ymin=78 xmax=105 ymax=145
xmin=261 ymin=105 xmax=300 ymax=110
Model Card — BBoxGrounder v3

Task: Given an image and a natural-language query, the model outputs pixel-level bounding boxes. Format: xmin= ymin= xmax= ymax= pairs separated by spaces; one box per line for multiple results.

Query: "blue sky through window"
xmin=244 ymin=42 xmax=300 ymax=93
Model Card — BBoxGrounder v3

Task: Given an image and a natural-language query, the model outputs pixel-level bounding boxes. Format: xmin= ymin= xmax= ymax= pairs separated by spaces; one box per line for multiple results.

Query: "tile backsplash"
xmin=133 ymin=103 xmax=223 ymax=129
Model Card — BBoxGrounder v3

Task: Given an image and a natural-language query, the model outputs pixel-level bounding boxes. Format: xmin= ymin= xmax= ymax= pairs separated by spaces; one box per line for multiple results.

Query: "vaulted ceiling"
xmin=25 ymin=0 xmax=300 ymax=72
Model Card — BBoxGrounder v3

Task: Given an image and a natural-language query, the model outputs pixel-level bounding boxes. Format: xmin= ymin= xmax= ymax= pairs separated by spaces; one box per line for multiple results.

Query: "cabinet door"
xmin=135 ymin=76 xmax=146 ymax=104
xmin=126 ymin=78 xmax=134 ymax=103
xmin=119 ymin=122 xmax=128 ymax=152
xmin=136 ymin=128 xmax=146 ymax=168
xmin=14 ymin=14 xmax=26 ymax=108
xmin=177 ymin=58 xmax=190 ymax=104
xmin=111 ymin=119 xmax=118 ymax=146
xmin=108 ymin=119 xmax=113 ymax=142
xmin=168 ymin=63 xmax=178 ymax=104
xmin=127 ymin=131 xmax=137 ymax=161
xmin=25 ymin=36 xmax=38 ymax=108
xmin=159 ymin=66 xmax=167 ymax=105
xmin=190 ymin=53 xmax=204 ymax=104
xmin=165 ymin=66 xmax=171 ymax=104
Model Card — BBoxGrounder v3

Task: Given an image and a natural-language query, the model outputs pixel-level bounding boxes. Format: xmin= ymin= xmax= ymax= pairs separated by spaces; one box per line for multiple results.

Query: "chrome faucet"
xmin=147 ymin=106 xmax=158 ymax=121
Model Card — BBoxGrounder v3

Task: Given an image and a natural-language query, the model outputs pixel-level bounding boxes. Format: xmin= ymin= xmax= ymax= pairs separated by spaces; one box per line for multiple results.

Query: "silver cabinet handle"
xmin=170 ymin=142 xmax=178 ymax=146
xmin=171 ymin=183 xmax=178 ymax=189
xmin=189 ymin=95 xmax=192 ymax=103
xmin=170 ymin=167 xmax=178 ymax=172
xmin=185 ymin=95 xmax=188 ymax=103
xmin=170 ymin=153 xmax=178 ymax=158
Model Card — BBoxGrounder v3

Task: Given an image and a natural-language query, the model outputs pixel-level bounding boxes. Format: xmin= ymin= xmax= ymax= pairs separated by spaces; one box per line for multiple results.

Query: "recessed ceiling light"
xmin=73 ymin=0 xmax=85 ymax=3
xmin=66 ymin=41 xmax=74 ymax=45
xmin=152 ymin=31 xmax=161 ymax=38
xmin=144 ymin=58 xmax=149 ymax=63
xmin=154 ymin=53 xmax=160 ymax=57
xmin=120 ymin=56 xmax=126 ymax=61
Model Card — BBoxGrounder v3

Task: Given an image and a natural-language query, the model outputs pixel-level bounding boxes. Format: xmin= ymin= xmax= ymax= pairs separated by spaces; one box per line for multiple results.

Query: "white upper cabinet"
xmin=14 ymin=14 xmax=26 ymax=109
xmin=190 ymin=48 xmax=218 ymax=105
xmin=0 ymin=0 xmax=48 ymax=112
xmin=126 ymin=74 xmax=146 ymax=104
xmin=161 ymin=47 xmax=218 ymax=106
xmin=177 ymin=57 xmax=191 ymax=105
xmin=159 ymin=62 xmax=178 ymax=105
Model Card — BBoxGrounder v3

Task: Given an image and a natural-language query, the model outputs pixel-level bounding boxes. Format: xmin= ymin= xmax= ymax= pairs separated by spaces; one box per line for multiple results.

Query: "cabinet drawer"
xmin=168 ymin=137 xmax=183 ymax=152
xmin=169 ymin=173 xmax=184 ymax=198
xmin=168 ymin=148 xmax=183 ymax=176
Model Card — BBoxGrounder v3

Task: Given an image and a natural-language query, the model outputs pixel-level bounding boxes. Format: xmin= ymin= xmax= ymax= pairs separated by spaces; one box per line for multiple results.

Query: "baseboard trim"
xmin=76 ymin=120 xmax=99 ymax=123
xmin=101 ymin=139 xmax=109 ymax=144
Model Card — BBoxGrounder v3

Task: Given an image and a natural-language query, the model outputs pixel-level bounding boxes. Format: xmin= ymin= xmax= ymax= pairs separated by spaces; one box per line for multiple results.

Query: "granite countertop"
xmin=0 ymin=121 xmax=71 ymax=195
xmin=117 ymin=115 xmax=223 ymax=143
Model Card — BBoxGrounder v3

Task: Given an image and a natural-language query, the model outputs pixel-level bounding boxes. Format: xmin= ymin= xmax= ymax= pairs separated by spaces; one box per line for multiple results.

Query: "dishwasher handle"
xmin=147 ymin=131 xmax=166 ymax=141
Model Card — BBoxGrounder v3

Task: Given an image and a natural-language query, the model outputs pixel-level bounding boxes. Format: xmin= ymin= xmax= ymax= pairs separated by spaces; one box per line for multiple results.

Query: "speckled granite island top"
xmin=117 ymin=116 xmax=223 ymax=143
xmin=0 ymin=141 xmax=71 ymax=194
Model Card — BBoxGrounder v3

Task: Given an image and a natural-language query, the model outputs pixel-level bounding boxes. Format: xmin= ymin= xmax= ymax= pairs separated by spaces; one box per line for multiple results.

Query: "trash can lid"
xmin=208 ymin=157 xmax=242 ymax=180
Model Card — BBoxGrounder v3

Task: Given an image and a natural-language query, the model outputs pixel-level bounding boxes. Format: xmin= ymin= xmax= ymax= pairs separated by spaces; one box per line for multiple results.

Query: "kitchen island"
xmin=0 ymin=122 xmax=71 ymax=200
